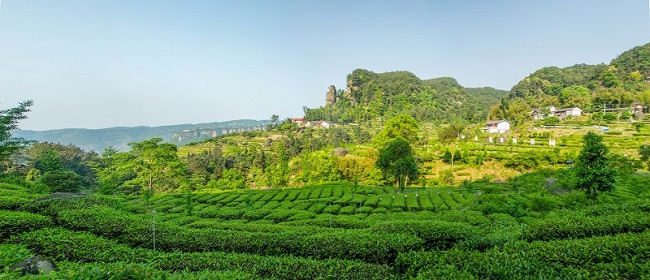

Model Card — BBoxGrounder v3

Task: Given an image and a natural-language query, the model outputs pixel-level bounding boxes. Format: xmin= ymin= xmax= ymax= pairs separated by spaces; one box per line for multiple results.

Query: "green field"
xmin=2 ymin=174 xmax=650 ymax=279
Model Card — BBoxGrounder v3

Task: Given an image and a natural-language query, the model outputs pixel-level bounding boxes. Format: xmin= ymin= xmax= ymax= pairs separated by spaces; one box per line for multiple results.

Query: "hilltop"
xmin=304 ymin=70 xmax=508 ymax=124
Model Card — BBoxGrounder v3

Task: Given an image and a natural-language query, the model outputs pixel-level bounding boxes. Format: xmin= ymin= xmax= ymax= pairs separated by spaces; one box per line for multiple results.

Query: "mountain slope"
xmin=489 ymin=42 xmax=650 ymax=124
xmin=304 ymin=69 xmax=508 ymax=123
xmin=14 ymin=119 xmax=270 ymax=152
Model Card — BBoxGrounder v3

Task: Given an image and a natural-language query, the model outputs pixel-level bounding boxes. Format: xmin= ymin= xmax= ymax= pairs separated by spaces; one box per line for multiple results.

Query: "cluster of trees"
xmin=490 ymin=43 xmax=650 ymax=125
xmin=303 ymin=69 xmax=507 ymax=124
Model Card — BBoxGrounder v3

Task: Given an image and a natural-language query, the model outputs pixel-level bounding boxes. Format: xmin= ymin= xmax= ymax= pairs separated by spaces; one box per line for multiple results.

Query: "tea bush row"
xmin=0 ymin=211 xmax=52 ymax=241
xmin=153 ymin=251 xmax=395 ymax=280
xmin=521 ymin=211 xmax=650 ymax=241
xmin=396 ymin=231 xmax=650 ymax=279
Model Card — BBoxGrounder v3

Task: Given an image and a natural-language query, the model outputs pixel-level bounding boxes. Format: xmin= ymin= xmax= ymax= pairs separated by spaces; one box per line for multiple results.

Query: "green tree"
xmin=376 ymin=137 xmax=418 ymax=191
xmin=127 ymin=138 xmax=186 ymax=195
xmin=574 ymin=132 xmax=617 ymax=199
xmin=640 ymin=144 xmax=650 ymax=171
xmin=373 ymin=114 xmax=419 ymax=147
xmin=0 ymin=100 xmax=33 ymax=162
xmin=560 ymin=85 xmax=592 ymax=108
xmin=437 ymin=124 xmax=465 ymax=144
xmin=38 ymin=170 xmax=83 ymax=193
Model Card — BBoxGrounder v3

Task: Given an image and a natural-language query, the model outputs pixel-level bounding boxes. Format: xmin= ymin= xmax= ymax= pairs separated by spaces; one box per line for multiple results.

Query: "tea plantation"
xmin=2 ymin=174 xmax=650 ymax=279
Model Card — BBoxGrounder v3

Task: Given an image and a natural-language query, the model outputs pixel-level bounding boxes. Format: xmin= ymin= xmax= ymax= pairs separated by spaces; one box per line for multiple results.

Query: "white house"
xmin=484 ymin=120 xmax=510 ymax=133
xmin=553 ymin=107 xmax=582 ymax=119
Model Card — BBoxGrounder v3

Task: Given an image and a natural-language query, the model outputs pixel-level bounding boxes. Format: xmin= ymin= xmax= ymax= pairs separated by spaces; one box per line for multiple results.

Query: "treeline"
xmin=303 ymin=69 xmax=507 ymax=124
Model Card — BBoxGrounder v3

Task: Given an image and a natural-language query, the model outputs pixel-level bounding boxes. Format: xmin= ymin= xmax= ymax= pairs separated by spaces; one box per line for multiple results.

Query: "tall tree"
xmin=127 ymin=138 xmax=186 ymax=194
xmin=0 ymin=100 xmax=33 ymax=162
xmin=373 ymin=114 xmax=419 ymax=147
xmin=376 ymin=137 xmax=418 ymax=191
xmin=574 ymin=132 xmax=617 ymax=199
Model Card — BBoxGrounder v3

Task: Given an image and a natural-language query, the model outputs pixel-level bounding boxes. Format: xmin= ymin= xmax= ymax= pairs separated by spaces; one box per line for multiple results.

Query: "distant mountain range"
xmin=14 ymin=119 xmax=271 ymax=152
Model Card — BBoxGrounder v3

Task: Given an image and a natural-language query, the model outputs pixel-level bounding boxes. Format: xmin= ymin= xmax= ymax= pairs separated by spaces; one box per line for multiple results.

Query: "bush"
xmin=0 ymin=196 xmax=32 ymax=210
xmin=38 ymin=170 xmax=84 ymax=193
xmin=521 ymin=211 xmax=650 ymax=241
xmin=0 ymin=211 xmax=52 ymax=241
xmin=57 ymin=206 xmax=136 ymax=238
xmin=396 ymin=231 xmax=650 ymax=279
xmin=10 ymin=228 xmax=150 ymax=263
xmin=153 ymin=251 xmax=395 ymax=280
xmin=370 ymin=220 xmax=478 ymax=250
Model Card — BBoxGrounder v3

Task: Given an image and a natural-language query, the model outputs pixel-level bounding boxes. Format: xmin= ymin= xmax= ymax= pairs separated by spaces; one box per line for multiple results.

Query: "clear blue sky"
xmin=1 ymin=0 xmax=649 ymax=130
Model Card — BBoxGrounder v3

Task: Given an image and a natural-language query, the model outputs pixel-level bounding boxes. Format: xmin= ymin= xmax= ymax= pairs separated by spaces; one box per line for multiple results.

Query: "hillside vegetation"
xmin=2 ymin=176 xmax=650 ymax=278
xmin=2 ymin=42 xmax=650 ymax=278
xmin=304 ymin=70 xmax=508 ymax=124
xmin=490 ymin=43 xmax=650 ymax=125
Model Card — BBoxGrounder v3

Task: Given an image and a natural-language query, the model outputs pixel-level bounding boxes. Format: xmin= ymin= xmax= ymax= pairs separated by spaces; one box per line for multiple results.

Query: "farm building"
xmin=484 ymin=120 xmax=510 ymax=133
xmin=530 ymin=106 xmax=557 ymax=120
xmin=553 ymin=107 xmax=582 ymax=119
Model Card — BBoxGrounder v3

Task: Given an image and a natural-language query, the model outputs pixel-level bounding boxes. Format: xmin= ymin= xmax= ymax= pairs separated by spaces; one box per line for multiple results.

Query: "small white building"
xmin=530 ymin=106 xmax=557 ymax=120
xmin=553 ymin=107 xmax=582 ymax=119
xmin=305 ymin=121 xmax=330 ymax=129
xmin=484 ymin=120 xmax=510 ymax=133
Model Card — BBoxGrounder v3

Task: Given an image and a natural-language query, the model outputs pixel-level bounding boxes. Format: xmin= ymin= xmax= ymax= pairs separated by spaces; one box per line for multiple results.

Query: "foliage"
xmin=38 ymin=170 xmax=84 ymax=193
xmin=303 ymin=70 xmax=506 ymax=124
xmin=376 ymin=137 xmax=418 ymax=190
xmin=437 ymin=124 xmax=465 ymax=144
xmin=373 ymin=114 xmax=419 ymax=147
xmin=574 ymin=132 xmax=617 ymax=199
xmin=0 ymin=100 xmax=33 ymax=163
xmin=640 ymin=144 xmax=650 ymax=171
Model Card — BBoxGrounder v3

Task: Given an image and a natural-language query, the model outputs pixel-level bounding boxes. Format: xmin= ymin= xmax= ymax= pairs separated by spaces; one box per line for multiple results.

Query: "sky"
xmin=1 ymin=0 xmax=649 ymax=131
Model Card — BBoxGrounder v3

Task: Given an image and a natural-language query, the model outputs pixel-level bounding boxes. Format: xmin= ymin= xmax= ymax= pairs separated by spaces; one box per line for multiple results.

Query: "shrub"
xmin=10 ymin=228 xmax=150 ymax=263
xmin=0 ymin=211 xmax=52 ymax=241
xmin=38 ymin=170 xmax=84 ymax=193
xmin=370 ymin=220 xmax=478 ymax=250
xmin=57 ymin=206 xmax=138 ymax=238
xmin=0 ymin=196 xmax=31 ymax=210
xmin=521 ymin=211 xmax=650 ymax=241
xmin=396 ymin=231 xmax=650 ymax=279
xmin=153 ymin=251 xmax=395 ymax=280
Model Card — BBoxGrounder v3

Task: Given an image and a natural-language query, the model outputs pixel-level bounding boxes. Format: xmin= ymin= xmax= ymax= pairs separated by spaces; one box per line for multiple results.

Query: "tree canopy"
xmin=373 ymin=114 xmax=419 ymax=148
xmin=574 ymin=132 xmax=617 ymax=199
xmin=0 ymin=100 xmax=33 ymax=162
xmin=376 ymin=137 xmax=418 ymax=191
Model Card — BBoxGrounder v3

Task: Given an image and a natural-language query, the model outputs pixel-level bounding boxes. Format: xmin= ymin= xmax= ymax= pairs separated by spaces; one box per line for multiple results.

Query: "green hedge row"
xmin=55 ymin=205 xmax=423 ymax=264
xmin=4 ymin=262 xmax=256 ymax=280
xmin=10 ymin=228 xmax=151 ymax=263
xmin=521 ymin=211 xmax=650 ymax=241
xmin=153 ymin=251 xmax=395 ymax=280
xmin=122 ymin=224 xmax=422 ymax=264
xmin=0 ymin=210 xmax=52 ymax=241
xmin=0 ymin=196 xmax=33 ymax=211
xmin=396 ymin=231 xmax=650 ymax=279
xmin=369 ymin=220 xmax=479 ymax=250
xmin=9 ymin=228 xmax=395 ymax=279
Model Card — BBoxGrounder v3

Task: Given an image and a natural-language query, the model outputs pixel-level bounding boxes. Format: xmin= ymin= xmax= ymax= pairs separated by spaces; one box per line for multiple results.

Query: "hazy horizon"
xmin=2 ymin=0 xmax=650 ymax=131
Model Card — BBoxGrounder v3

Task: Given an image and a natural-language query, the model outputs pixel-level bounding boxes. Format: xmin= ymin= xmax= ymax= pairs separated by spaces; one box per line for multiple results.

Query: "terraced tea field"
xmin=2 ymin=179 xmax=650 ymax=279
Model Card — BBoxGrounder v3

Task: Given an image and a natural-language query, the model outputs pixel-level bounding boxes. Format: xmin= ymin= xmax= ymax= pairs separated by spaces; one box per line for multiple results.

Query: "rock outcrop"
xmin=10 ymin=256 xmax=58 ymax=275
xmin=325 ymin=85 xmax=337 ymax=106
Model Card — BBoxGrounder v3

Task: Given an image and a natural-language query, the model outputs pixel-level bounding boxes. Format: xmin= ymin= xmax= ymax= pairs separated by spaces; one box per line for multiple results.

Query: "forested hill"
xmin=303 ymin=69 xmax=508 ymax=123
xmin=489 ymin=42 xmax=650 ymax=124
xmin=13 ymin=119 xmax=270 ymax=152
